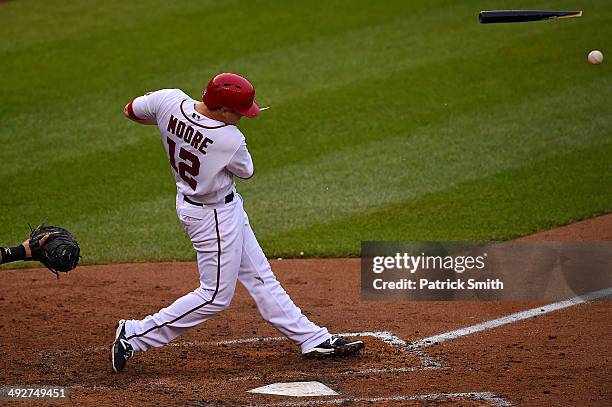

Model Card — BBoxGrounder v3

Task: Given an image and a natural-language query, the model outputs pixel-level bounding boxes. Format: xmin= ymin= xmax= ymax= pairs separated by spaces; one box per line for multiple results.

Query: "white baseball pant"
xmin=123 ymin=193 xmax=330 ymax=353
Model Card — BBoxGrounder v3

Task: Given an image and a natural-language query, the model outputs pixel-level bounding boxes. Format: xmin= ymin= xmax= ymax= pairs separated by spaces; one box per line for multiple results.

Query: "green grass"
xmin=1 ymin=0 xmax=610 ymax=265
xmin=266 ymin=143 xmax=612 ymax=257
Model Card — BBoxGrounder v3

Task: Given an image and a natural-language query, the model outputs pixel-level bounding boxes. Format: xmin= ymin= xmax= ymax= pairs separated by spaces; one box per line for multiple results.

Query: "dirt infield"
xmin=1 ymin=215 xmax=611 ymax=406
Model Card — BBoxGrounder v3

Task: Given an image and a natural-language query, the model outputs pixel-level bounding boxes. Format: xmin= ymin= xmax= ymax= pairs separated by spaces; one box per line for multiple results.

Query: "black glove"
xmin=29 ymin=224 xmax=80 ymax=277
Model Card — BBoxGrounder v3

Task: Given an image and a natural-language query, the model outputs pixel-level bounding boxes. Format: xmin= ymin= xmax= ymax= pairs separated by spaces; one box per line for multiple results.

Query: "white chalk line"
xmin=212 ymin=331 xmax=403 ymax=347
xmin=89 ymin=331 xmax=408 ymax=350
xmin=339 ymin=331 xmax=442 ymax=368
xmin=249 ymin=392 xmax=511 ymax=407
xmin=409 ymin=287 xmax=612 ymax=349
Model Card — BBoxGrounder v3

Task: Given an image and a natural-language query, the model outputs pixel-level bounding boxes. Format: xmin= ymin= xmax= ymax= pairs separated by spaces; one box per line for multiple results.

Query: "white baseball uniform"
xmin=122 ymin=89 xmax=330 ymax=353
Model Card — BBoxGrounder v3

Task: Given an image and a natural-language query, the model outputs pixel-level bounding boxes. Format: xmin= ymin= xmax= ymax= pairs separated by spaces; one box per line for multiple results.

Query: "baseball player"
xmin=112 ymin=73 xmax=364 ymax=372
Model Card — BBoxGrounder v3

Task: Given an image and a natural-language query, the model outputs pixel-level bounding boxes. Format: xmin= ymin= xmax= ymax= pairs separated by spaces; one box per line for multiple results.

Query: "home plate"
xmin=248 ymin=381 xmax=339 ymax=397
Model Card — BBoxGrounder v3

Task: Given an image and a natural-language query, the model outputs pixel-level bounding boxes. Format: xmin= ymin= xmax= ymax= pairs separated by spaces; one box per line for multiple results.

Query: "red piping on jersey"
xmin=180 ymin=100 xmax=228 ymax=129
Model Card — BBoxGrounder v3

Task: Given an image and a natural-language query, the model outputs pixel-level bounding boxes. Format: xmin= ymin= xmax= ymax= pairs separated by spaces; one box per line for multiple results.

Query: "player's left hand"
xmin=22 ymin=234 xmax=49 ymax=258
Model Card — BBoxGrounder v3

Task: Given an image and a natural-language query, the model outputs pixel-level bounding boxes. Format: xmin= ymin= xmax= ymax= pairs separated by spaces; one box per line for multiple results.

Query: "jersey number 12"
xmin=166 ymin=137 xmax=199 ymax=190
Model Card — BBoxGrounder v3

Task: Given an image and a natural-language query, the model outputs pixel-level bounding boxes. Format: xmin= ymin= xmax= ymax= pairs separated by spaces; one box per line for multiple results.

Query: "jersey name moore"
xmin=166 ymin=114 xmax=214 ymax=154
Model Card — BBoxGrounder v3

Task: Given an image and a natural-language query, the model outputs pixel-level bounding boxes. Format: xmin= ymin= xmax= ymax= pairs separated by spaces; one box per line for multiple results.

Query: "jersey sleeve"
xmin=227 ymin=138 xmax=254 ymax=179
xmin=129 ymin=89 xmax=177 ymax=121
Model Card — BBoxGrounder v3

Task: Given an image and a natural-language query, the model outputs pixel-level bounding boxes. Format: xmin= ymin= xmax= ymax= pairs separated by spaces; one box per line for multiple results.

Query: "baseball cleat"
xmin=303 ymin=336 xmax=365 ymax=359
xmin=111 ymin=320 xmax=134 ymax=373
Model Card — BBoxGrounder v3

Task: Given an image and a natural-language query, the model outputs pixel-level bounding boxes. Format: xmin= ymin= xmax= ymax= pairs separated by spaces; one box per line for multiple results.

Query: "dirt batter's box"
xmin=183 ymin=332 xmax=514 ymax=407
xmin=182 ymin=331 xmax=443 ymax=381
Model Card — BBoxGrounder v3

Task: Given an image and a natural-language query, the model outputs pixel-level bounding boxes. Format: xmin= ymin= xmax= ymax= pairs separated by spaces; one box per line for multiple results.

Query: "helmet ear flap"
xmin=202 ymin=88 xmax=221 ymax=110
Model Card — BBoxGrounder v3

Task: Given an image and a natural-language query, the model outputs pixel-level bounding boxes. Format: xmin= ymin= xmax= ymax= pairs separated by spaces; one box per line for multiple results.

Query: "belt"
xmin=184 ymin=192 xmax=234 ymax=207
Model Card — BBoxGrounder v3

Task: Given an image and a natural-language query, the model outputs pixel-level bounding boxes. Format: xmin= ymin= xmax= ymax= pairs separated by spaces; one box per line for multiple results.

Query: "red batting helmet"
xmin=203 ymin=73 xmax=260 ymax=118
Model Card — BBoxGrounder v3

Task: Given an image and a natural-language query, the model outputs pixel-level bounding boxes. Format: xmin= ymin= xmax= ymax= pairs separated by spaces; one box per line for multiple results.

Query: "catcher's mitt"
xmin=29 ymin=224 xmax=80 ymax=277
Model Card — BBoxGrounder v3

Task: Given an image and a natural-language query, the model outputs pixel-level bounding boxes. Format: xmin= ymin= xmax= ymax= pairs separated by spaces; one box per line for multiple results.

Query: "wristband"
xmin=0 ymin=245 xmax=26 ymax=264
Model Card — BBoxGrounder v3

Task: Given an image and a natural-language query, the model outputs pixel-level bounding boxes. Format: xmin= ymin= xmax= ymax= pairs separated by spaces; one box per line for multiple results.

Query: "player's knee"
xmin=194 ymin=281 xmax=236 ymax=311
xmin=211 ymin=290 xmax=233 ymax=311
xmin=212 ymin=286 xmax=235 ymax=310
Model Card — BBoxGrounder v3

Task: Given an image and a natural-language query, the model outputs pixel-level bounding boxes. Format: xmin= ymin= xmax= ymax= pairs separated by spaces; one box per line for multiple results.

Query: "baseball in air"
xmin=588 ymin=50 xmax=604 ymax=65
